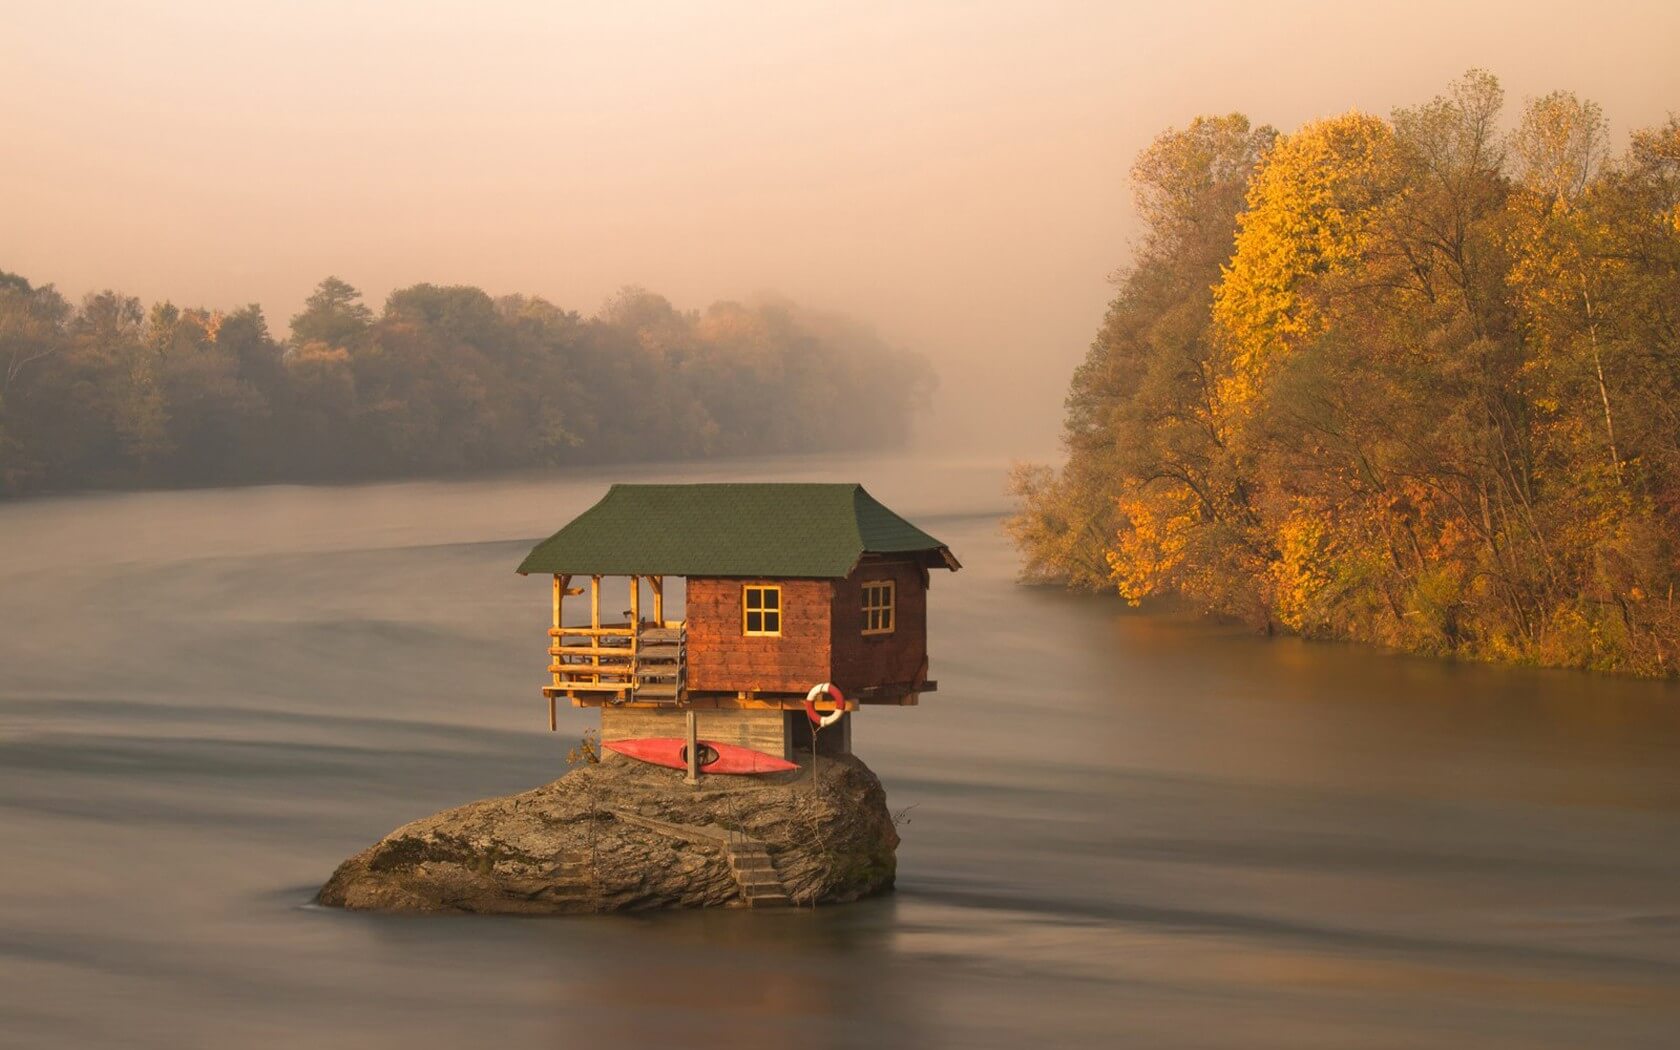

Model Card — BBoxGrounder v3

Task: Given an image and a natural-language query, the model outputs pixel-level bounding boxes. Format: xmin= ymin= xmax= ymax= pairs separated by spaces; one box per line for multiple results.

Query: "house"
xmin=516 ymin=483 xmax=959 ymax=761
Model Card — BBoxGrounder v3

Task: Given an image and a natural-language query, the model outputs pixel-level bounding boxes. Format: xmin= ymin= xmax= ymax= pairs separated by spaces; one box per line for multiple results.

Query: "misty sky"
xmin=4 ymin=1 xmax=1678 ymax=453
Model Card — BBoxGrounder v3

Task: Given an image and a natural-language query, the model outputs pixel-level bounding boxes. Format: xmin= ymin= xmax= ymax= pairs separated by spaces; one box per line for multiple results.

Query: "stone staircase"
xmin=495 ymin=850 xmax=597 ymax=911
xmin=726 ymin=838 xmax=790 ymax=908
xmin=547 ymin=851 xmax=595 ymax=906
xmin=607 ymin=809 xmax=792 ymax=908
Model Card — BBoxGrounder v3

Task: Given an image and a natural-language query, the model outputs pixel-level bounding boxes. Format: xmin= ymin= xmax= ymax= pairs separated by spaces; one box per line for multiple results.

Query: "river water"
xmin=2 ymin=453 xmax=1677 ymax=1049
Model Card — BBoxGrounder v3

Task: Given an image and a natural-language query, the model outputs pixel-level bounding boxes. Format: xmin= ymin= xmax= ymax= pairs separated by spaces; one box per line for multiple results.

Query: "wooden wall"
xmin=601 ymin=706 xmax=791 ymax=758
xmin=829 ymin=556 xmax=928 ymax=691
xmin=685 ymin=577 xmax=833 ymax=694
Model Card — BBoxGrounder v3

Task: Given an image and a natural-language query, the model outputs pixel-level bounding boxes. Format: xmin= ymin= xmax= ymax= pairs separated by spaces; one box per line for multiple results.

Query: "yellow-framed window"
xmin=743 ymin=584 xmax=781 ymax=636
xmin=861 ymin=580 xmax=895 ymax=635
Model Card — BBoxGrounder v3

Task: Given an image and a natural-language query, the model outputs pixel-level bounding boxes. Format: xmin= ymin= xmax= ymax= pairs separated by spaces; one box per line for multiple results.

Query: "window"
xmin=743 ymin=584 xmax=781 ymax=636
xmin=861 ymin=580 xmax=895 ymax=635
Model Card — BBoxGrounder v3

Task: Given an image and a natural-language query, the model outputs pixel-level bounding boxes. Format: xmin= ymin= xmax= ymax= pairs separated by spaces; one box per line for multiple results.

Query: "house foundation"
xmin=600 ymin=706 xmax=851 ymax=761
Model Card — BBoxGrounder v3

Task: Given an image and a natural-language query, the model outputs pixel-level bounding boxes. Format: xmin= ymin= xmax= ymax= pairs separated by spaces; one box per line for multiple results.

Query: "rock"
xmin=316 ymin=752 xmax=899 ymax=914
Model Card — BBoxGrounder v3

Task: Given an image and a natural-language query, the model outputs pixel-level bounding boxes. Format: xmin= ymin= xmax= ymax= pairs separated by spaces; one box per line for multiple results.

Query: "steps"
xmin=605 ymin=810 xmax=792 ymax=908
xmin=550 ymin=854 xmax=591 ymax=900
xmin=727 ymin=840 xmax=790 ymax=908
xmin=542 ymin=852 xmax=597 ymax=907
xmin=495 ymin=851 xmax=596 ymax=909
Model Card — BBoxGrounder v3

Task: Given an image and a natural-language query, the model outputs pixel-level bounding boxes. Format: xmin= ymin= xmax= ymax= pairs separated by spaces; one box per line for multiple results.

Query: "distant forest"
xmin=1011 ymin=72 xmax=1680 ymax=676
xmin=0 ymin=275 xmax=933 ymax=497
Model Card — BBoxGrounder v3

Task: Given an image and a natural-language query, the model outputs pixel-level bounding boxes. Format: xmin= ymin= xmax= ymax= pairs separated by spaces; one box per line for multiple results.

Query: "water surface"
xmin=3 ymin=455 xmax=1678 ymax=1048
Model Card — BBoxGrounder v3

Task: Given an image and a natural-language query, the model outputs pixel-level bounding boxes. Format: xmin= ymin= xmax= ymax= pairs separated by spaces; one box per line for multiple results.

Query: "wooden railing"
xmin=545 ymin=620 xmax=686 ymax=702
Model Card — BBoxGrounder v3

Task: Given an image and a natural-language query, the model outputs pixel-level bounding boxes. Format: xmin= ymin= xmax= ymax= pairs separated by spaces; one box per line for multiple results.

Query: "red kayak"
xmin=604 ymin=737 xmax=799 ymax=775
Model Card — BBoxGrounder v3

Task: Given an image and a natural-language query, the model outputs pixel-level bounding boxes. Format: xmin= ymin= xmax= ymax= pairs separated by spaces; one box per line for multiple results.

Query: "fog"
xmin=4 ymin=0 xmax=1678 ymax=453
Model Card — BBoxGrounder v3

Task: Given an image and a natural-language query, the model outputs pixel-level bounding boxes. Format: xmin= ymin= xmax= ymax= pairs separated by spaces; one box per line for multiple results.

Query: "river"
xmin=2 ymin=453 xmax=1677 ymax=1049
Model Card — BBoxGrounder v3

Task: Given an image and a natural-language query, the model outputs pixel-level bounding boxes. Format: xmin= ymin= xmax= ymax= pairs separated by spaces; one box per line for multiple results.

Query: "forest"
xmin=1010 ymin=71 xmax=1680 ymax=676
xmin=0 ymin=276 xmax=932 ymax=497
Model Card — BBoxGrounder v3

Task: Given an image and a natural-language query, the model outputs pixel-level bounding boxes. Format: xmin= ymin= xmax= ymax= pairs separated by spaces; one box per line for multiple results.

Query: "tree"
xmin=0 ymin=272 xmax=69 ymax=413
xmin=1513 ymin=91 xmax=1609 ymax=206
xmin=1009 ymin=114 xmax=1275 ymax=618
xmin=289 ymin=276 xmax=372 ymax=348
xmin=0 ymin=273 xmax=71 ymax=491
xmin=1213 ymin=111 xmax=1407 ymax=415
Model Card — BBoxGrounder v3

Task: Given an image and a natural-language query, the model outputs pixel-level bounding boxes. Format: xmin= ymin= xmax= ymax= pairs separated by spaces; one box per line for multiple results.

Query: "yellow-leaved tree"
xmin=1007 ymin=114 xmax=1277 ymax=623
xmin=1212 ymin=111 xmax=1406 ymax=417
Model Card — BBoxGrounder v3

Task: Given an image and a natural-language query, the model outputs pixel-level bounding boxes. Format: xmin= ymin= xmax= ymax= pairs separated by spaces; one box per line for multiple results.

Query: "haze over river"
xmin=2 ymin=454 xmax=1678 ymax=1049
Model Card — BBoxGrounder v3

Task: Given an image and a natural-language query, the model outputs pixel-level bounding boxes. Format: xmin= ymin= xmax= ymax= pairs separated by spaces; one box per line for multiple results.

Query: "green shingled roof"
xmin=516 ymin=483 xmax=959 ymax=578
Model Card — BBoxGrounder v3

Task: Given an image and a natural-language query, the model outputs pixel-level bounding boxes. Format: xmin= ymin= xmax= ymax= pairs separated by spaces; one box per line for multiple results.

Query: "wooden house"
xmin=516 ymin=483 xmax=959 ymax=760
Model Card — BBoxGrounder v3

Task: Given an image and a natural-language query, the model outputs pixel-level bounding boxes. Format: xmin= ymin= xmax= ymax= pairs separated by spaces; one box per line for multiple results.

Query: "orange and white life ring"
xmin=804 ymin=682 xmax=846 ymax=728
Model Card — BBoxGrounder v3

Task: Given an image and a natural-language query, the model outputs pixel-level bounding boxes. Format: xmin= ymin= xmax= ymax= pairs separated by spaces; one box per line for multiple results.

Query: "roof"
xmin=516 ymin=483 xmax=960 ymax=578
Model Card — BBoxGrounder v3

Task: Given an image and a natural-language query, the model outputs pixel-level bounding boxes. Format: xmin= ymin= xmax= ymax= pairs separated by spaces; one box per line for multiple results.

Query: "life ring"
xmin=804 ymin=682 xmax=846 ymax=728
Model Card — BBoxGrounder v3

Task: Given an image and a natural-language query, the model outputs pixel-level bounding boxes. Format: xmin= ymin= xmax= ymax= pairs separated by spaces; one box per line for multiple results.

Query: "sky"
xmin=3 ymin=0 xmax=1678 ymax=454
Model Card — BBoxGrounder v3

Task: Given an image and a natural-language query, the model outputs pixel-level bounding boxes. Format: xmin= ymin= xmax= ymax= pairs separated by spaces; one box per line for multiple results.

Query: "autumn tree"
xmin=289 ymin=276 xmax=372 ymax=349
xmin=1014 ymin=71 xmax=1680 ymax=676
xmin=0 ymin=272 xmax=71 ymax=490
xmin=1009 ymin=114 xmax=1275 ymax=612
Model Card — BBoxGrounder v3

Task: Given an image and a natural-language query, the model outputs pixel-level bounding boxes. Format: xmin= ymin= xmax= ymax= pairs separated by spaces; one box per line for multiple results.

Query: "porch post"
xmin=589 ymin=575 xmax=602 ymax=685
xmin=549 ymin=574 xmax=563 ymax=730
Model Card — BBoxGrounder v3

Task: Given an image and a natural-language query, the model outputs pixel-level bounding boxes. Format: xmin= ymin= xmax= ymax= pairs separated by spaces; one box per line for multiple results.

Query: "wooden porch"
xmin=546 ymin=621 xmax=687 ymax=701
xmin=543 ymin=573 xmax=686 ymax=723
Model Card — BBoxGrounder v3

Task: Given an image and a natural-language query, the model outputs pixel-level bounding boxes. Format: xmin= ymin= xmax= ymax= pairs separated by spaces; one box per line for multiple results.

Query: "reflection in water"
xmin=1 ymin=453 xmax=1678 ymax=1048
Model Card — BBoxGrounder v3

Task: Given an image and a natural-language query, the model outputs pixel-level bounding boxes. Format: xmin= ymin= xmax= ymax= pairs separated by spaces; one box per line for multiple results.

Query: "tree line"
xmin=0 ymin=276 xmax=933 ymax=496
xmin=1010 ymin=71 xmax=1680 ymax=676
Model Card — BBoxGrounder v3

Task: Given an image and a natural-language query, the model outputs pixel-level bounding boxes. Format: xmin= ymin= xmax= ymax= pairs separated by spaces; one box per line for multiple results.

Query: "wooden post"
xmin=651 ymin=575 xmax=664 ymax=626
xmin=590 ymin=575 xmax=602 ymax=686
xmin=628 ymin=574 xmax=640 ymax=698
xmin=549 ymin=574 xmax=566 ymax=731
xmin=684 ymin=708 xmax=699 ymax=786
